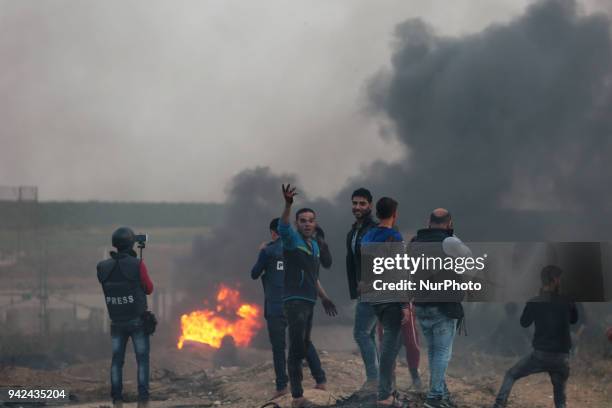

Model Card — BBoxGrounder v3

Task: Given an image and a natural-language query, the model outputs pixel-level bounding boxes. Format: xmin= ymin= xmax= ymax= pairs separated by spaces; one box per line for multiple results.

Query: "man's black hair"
xmin=351 ymin=187 xmax=373 ymax=203
xmin=296 ymin=207 xmax=316 ymax=220
xmin=430 ymin=211 xmax=452 ymax=225
xmin=269 ymin=218 xmax=280 ymax=233
xmin=376 ymin=197 xmax=398 ymax=220
xmin=541 ymin=264 xmax=563 ymax=285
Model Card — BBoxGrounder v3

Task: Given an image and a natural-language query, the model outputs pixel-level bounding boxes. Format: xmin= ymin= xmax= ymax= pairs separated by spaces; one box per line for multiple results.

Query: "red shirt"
xmin=139 ymin=261 xmax=154 ymax=294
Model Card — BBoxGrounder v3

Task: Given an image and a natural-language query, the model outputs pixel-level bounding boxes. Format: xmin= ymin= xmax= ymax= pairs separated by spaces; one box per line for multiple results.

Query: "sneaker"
xmin=424 ymin=398 xmax=445 ymax=408
xmin=441 ymin=396 xmax=457 ymax=408
xmin=112 ymin=399 xmax=123 ymax=408
xmin=314 ymin=383 xmax=326 ymax=391
xmin=272 ymin=387 xmax=289 ymax=399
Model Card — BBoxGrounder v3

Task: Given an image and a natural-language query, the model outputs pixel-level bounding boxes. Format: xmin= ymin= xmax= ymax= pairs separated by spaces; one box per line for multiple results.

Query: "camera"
xmin=135 ymin=234 xmax=148 ymax=248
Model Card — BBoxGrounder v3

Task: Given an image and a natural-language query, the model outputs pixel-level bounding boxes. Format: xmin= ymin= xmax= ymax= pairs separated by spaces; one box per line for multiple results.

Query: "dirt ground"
xmin=1 ymin=336 xmax=611 ymax=408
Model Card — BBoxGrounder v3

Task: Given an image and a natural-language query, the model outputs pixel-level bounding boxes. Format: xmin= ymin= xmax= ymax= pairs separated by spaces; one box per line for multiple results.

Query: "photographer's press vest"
xmin=97 ymin=252 xmax=147 ymax=323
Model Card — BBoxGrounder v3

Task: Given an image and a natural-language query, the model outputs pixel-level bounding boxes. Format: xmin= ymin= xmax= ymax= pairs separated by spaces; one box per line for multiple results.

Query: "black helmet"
xmin=112 ymin=227 xmax=135 ymax=250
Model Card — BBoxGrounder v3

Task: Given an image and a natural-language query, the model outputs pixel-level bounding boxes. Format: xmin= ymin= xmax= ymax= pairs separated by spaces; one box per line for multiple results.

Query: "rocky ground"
xmin=1 ymin=342 xmax=610 ymax=408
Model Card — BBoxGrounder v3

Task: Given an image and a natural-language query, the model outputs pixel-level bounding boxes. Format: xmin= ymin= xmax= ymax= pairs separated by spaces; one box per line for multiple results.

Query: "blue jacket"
xmin=251 ymin=239 xmax=285 ymax=318
xmin=361 ymin=226 xmax=404 ymax=244
xmin=278 ymin=220 xmax=320 ymax=303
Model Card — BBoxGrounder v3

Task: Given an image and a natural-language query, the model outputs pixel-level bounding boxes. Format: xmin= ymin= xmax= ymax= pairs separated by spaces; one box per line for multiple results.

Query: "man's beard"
xmin=354 ymin=209 xmax=371 ymax=219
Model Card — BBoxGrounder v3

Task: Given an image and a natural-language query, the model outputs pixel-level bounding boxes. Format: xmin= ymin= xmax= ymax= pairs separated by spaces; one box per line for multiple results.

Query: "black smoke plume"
xmin=176 ymin=167 xmax=297 ymax=303
xmin=179 ymin=0 xmax=612 ymax=312
xmin=361 ymin=0 xmax=612 ymax=240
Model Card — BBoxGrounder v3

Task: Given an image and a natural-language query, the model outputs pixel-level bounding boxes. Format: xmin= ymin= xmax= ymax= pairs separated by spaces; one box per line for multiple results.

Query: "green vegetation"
xmin=0 ymin=202 xmax=221 ymax=260
xmin=0 ymin=201 xmax=224 ymax=228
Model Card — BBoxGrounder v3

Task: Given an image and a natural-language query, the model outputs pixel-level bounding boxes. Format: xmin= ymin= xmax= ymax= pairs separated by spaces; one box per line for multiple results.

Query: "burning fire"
xmin=177 ymin=284 xmax=263 ymax=349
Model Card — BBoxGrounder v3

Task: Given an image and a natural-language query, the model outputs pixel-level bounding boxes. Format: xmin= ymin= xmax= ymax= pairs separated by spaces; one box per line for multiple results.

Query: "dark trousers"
xmin=283 ymin=300 xmax=326 ymax=398
xmin=373 ymin=303 xmax=403 ymax=401
xmin=376 ymin=303 xmax=421 ymax=371
xmin=267 ymin=315 xmax=326 ymax=391
xmin=495 ymin=350 xmax=569 ymax=408
xmin=110 ymin=318 xmax=150 ymax=402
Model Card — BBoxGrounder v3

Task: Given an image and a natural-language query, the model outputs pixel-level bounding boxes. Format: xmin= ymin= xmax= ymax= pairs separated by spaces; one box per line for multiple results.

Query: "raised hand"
xmin=314 ymin=226 xmax=325 ymax=242
xmin=282 ymin=184 xmax=298 ymax=205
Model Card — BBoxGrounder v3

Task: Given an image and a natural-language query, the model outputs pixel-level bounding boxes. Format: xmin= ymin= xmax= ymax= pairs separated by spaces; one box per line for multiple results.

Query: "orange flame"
xmin=177 ymin=284 xmax=263 ymax=349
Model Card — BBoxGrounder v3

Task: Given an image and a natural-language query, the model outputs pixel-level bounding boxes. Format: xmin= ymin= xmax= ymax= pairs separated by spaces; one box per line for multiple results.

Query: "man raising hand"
xmin=279 ymin=184 xmax=336 ymax=407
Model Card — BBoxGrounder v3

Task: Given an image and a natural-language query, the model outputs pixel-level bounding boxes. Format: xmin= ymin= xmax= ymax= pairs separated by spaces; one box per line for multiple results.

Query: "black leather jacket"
xmin=345 ymin=215 xmax=377 ymax=299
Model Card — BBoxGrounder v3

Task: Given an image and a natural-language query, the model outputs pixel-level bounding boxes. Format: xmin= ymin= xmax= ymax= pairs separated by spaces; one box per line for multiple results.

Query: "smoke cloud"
xmin=361 ymin=0 xmax=612 ymax=238
xmin=177 ymin=167 xmax=296 ymax=302
xmin=354 ymin=0 xmax=612 ymax=337
xmin=180 ymin=0 xmax=612 ymax=307
xmin=1 ymin=0 xmax=533 ymax=202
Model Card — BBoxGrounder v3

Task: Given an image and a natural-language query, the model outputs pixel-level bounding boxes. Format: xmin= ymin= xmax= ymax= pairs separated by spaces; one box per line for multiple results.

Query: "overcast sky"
xmin=4 ymin=0 xmax=602 ymax=202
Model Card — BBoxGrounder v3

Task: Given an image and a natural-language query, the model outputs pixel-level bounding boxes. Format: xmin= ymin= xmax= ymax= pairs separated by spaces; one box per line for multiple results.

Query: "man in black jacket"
xmin=346 ymin=188 xmax=377 ymax=300
xmin=345 ymin=188 xmax=380 ymax=390
xmin=493 ymin=265 xmax=578 ymax=408
xmin=411 ymin=209 xmax=470 ymax=408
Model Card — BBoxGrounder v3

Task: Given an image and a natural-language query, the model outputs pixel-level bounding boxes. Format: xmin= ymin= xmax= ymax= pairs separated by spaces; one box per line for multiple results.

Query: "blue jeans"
xmin=110 ymin=318 xmax=150 ymax=401
xmin=416 ymin=305 xmax=457 ymax=400
xmin=373 ymin=303 xmax=403 ymax=400
xmin=353 ymin=302 xmax=379 ymax=381
xmin=266 ymin=315 xmax=326 ymax=391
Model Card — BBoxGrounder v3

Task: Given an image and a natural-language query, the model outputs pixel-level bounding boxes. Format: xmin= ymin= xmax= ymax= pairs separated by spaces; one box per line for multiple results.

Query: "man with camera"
xmin=97 ymin=227 xmax=155 ymax=408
